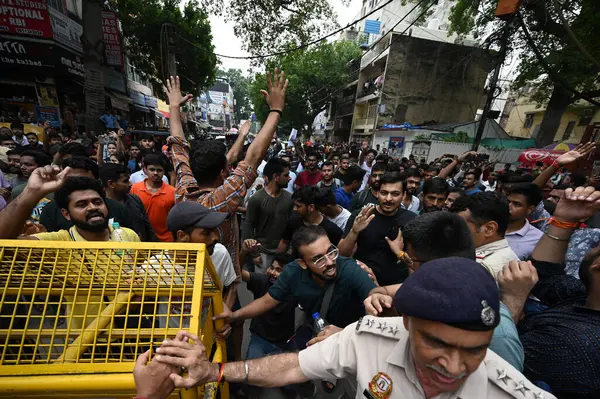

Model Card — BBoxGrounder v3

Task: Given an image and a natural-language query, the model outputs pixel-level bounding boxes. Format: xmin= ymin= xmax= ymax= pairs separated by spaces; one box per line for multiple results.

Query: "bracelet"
xmin=217 ymin=362 xmax=225 ymax=383
xmin=396 ymin=251 xmax=406 ymax=260
xmin=269 ymin=109 xmax=283 ymax=116
xmin=551 ymin=160 xmax=560 ymax=168
xmin=548 ymin=217 xmax=580 ymax=229
xmin=243 ymin=361 xmax=249 ymax=385
xmin=544 ymin=231 xmax=570 ymax=242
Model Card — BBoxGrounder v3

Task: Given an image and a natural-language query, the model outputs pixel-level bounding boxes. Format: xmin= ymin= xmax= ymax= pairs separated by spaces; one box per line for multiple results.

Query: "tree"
xmin=405 ymin=0 xmax=600 ymax=146
xmin=249 ymin=40 xmax=362 ymax=135
xmin=110 ymin=0 xmax=217 ymax=94
xmin=202 ymin=0 xmax=340 ymax=58
xmin=217 ymin=68 xmax=252 ymax=123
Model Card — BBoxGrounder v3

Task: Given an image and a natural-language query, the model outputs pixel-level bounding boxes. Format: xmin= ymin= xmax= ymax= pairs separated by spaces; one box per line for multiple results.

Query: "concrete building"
xmin=336 ymin=0 xmax=491 ymax=153
xmin=503 ymin=89 xmax=599 ymax=144
xmin=206 ymin=78 xmax=234 ymax=132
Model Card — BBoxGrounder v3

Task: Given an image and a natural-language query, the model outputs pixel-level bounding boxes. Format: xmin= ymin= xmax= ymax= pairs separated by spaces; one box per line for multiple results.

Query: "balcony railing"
xmin=353 ymin=117 xmax=376 ymax=130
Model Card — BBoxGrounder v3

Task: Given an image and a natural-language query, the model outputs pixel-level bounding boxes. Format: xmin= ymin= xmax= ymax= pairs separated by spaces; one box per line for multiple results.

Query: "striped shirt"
xmin=167 ymin=136 xmax=257 ymax=274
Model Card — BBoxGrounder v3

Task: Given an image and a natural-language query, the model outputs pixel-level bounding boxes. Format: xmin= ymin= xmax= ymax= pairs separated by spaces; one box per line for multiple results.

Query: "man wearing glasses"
xmin=214 ymin=225 xmax=388 ymax=347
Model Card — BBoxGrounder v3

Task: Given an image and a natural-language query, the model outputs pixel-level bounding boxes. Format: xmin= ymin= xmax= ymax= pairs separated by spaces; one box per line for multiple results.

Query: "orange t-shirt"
xmin=130 ymin=180 xmax=176 ymax=242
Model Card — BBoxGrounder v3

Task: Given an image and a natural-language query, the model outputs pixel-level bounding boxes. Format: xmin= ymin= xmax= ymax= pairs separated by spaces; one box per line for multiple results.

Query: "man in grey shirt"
xmin=243 ymin=158 xmax=294 ymax=271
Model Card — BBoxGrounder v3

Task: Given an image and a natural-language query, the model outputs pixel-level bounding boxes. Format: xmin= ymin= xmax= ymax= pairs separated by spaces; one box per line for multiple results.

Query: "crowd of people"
xmin=0 ymin=70 xmax=599 ymax=399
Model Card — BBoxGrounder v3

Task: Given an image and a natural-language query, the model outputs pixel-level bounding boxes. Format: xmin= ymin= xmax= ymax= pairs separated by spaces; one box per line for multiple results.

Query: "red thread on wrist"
xmin=551 ymin=160 xmax=560 ymax=168
xmin=548 ymin=217 xmax=580 ymax=229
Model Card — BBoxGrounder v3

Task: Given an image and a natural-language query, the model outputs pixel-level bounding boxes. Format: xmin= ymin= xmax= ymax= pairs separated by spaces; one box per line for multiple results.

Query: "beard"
xmin=72 ymin=211 xmax=109 ymax=233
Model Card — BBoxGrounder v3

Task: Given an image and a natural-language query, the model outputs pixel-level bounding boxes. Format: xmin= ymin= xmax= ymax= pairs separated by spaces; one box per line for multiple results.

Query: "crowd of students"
xmin=1 ymin=70 xmax=599 ymax=399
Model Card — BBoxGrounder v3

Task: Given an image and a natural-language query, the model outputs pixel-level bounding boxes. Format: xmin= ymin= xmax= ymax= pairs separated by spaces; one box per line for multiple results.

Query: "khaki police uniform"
xmin=298 ymin=316 xmax=555 ymax=399
xmin=475 ymin=239 xmax=519 ymax=280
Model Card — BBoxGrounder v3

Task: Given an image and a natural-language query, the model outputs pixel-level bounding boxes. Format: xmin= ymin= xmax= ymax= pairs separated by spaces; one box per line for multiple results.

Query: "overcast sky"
xmin=209 ymin=0 xmax=363 ymax=74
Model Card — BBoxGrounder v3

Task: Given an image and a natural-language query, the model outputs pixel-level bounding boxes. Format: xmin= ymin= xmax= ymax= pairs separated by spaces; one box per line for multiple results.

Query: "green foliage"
xmin=414 ymin=133 xmax=430 ymax=141
xmin=201 ymin=0 xmax=342 ymax=58
xmin=443 ymin=131 xmax=471 ymax=143
xmin=249 ymin=40 xmax=362 ymax=133
xmin=217 ymin=68 xmax=252 ymax=123
xmin=110 ymin=0 xmax=217 ymax=95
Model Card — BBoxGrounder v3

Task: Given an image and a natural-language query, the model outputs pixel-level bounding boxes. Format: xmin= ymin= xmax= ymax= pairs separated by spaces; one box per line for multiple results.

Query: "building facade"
xmin=503 ymin=90 xmax=599 ymax=144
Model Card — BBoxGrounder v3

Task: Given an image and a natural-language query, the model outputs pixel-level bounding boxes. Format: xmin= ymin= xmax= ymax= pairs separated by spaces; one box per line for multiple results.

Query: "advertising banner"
xmin=49 ymin=7 xmax=83 ymax=54
xmin=0 ymin=0 xmax=52 ymax=38
xmin=101 ymin=10 xmax=123 ymax=67
xmin=35 ymin=105 xmax=61 ymax=128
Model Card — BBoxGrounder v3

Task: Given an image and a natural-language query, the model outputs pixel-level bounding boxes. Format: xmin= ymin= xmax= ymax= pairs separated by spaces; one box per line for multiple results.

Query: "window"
xmin=47 ymin=0 xmax=63 ymax=12
xmin=562 ymin=121 xmax=576 ymax=141
xmin=524 ymin=114 xmax=534 ymax=128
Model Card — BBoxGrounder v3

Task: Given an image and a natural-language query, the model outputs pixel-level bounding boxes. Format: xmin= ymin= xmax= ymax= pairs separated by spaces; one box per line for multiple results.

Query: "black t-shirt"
xmin=344 ymin=208 xmax=417 ymax=285
xmin=283 ymin=214 xmax=343 ymax=245
xmin=247 ymin=272 xmax=297 ymax=346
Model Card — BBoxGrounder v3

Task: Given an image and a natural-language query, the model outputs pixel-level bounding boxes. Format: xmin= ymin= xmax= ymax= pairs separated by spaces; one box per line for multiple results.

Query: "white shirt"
xmin=359 ymin=161 xmax=373 ymax=191
xmin=139 ymin=245 xmax=236 ymax=329
xmin=129 ymin=169 xmax=169 ymax=185
xmin=327 ymin=206 xmax=351 ymax=231
xmin=211 ymin=243 xmax=237 ymax=287
xmin=400 ymin=196 xmax=420 ymax=213
xmin=285 ymin=171 xmax=296 ymax=194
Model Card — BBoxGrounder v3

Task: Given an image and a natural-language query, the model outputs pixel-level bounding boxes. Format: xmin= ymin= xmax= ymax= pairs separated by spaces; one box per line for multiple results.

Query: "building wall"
xmin=505 ymin=96 xmax=599 ymax=143
xmin=377 ymin=35 xmax=489 ymax=128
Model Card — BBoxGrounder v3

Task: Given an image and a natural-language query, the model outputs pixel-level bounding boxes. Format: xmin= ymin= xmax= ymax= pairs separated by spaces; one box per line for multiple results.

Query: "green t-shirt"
xmin=268 ymin=256 xmax=376 ymax=328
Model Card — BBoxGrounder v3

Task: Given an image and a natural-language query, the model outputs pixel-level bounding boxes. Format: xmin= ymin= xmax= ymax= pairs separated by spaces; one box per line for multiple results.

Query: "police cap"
xmin=393 ymin=257 xmax=500 ymax=331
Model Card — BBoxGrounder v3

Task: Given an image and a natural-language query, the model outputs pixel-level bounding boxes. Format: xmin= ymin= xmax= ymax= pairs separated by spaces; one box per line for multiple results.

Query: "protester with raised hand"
xmin=165 ymin=70 xmax=288 ymax=275
xmin=520 ymin=185 xmax=600 ymax=398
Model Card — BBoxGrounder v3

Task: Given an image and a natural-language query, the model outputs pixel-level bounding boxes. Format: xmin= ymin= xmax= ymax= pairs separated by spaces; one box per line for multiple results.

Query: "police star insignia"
xmin=366 ymin=318 xmax=375 ymax=328
xmin=496 ymin=369 xmax=511 ymax=385
xmin=377 ymin=321 xmax=387 ymax=331
xmin=513 ymin=380 xmax=530 ymax=395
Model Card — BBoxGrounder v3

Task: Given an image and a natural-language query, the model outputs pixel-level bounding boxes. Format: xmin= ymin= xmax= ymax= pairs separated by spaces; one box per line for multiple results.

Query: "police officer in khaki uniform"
xmin=150 ymin=257 xmax=554 ymax=399
xmin=453 ymin=191 xmax=519 ymax=279
xmin=476 ymin=238 xmax=519 ymax=280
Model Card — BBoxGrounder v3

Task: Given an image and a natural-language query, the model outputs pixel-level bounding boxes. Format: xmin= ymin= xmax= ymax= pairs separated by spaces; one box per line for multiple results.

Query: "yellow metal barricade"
xmin=0 ymin=240 xmax=229 ymax=399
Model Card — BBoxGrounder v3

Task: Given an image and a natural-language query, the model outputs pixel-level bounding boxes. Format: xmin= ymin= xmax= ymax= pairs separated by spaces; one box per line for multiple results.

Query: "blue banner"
xmin=35 ymin=106 xmax=61 ymax=128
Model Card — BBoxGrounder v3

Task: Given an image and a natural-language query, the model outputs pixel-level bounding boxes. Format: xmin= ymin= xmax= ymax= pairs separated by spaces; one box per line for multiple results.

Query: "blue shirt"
xmin=334 ymin=187 xmax=353 ymax=209
xmin=490 ymin=302 xmax=524 ymax=371
xmin=465 ymin=187 xmax=482 ymax=196
xmin=506 ymin=219 xmax=543 ymax=260
xmin=100 ymin=113 xmax=119 ymax=129
xmin=268 ymin=256 xmax=376 ymax=328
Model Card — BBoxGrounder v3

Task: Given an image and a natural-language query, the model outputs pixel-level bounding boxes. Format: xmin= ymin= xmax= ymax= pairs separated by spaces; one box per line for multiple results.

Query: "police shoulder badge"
xmin=368 ymin=372 xmax=393 ymax=399
xmin=480 ymin=300 xmax=496 ymax=326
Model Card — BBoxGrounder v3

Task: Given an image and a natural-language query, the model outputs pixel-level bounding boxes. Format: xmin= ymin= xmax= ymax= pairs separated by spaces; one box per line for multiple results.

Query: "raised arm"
xmin=227 ymin=121 xmax=251 ymax=165
xmin=0 ymin=165 xmax=71 ymax=239
xmin=166 ymin=77 xmax=194 ymax=141
xmin=533 ymin=142 xmax=595 ymax=188
xmin=244 ymin=69 xmax=288 ymax=169
xmin=42 ymin=121 xmax=51 ymax=154
xmin=437 ymin=151 xmax=475 ymax=179
xmin=338 ymin=206 xmax=375 ymax=257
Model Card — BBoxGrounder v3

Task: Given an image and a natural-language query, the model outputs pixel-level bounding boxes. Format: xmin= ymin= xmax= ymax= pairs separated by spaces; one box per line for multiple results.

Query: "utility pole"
xmin=472 ymin=0 xmax=521 ymax=151
xmin=472 ymin=22 xmax=511 ymax=151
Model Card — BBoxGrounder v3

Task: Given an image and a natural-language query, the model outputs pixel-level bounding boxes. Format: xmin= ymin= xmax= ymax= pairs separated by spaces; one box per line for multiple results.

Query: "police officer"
xmin=143 ymin=257 xmax=554 ymax=399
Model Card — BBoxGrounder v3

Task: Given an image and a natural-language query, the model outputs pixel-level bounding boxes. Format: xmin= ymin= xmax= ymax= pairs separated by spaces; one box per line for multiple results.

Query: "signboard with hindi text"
xmin=0 ymin=0 xmax=53 ymax=38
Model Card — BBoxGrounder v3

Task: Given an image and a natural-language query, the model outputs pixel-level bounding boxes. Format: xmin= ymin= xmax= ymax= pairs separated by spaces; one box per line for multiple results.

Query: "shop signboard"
xmin=56 ymin=50 xmax=84 ymax=78
xmin=129 ymin=90 xmax=145 ymax=106
xmin=0 ymin=39 xmax=53 ymax=70
xmin=0 ymin=0 xmax=53 ymax=38
xmin=105 ymin=69 xmax=126 ymax=93
xmin=35 ymin=105 xmax=61 ymax=128
xmin=144 ymin=95 xmax=158 ymax=109
xmin=49 ymin=7 xmax=83 ymax=54
xmin=37 ymin=85 xmax=59 ymax=107
xmin=101 ymin=11 xmax=123 ymax=67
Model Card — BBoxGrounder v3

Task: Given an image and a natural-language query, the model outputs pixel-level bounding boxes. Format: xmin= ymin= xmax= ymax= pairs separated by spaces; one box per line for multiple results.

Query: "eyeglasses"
xmin=311 ymin=245 xmax=339 ymax=268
